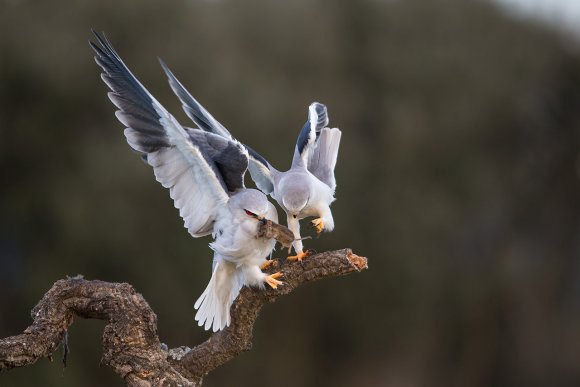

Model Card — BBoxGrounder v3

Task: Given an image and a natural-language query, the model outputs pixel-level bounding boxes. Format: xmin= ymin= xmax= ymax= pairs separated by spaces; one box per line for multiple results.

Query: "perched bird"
xmin=90 ymin=31 xmax=283 ymax=332
xmin=160 ymin=63 xmax=342 ymax=261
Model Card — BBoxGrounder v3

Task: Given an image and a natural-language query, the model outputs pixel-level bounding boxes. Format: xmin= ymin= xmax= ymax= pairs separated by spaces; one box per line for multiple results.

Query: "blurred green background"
xmin=1 ymin=0 xmax=579 ymax=386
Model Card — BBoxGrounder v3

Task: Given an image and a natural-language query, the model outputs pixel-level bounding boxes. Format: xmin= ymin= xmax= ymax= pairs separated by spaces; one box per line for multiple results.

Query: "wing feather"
xmin=159 ymin=59 xmax=233 ymax=139
xmin=185 ymin=128 xmax=248 ymax=192
xmin=160 ymin=61 xmax=277 ymax=194
xmin=91 ymin=31 xmax=230 ymax=237
xmin=245 ymin=146 xmax=275 ymax=194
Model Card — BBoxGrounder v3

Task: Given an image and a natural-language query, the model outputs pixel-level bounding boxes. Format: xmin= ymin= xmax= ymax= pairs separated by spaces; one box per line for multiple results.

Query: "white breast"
xmin=211 ymin=206 xmax=275 ymax=266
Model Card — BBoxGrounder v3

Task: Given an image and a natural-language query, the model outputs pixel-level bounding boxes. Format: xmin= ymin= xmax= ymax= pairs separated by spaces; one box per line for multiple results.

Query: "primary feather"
xmin=91 ymin=32 xmax=230 ymax=236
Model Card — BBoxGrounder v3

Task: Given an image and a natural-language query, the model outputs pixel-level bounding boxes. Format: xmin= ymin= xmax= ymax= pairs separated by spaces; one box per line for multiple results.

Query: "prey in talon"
xmin=258 ymin=219 xmax=313 ymax=262
xmin=257 ymin=219 xmax=296 ymax=252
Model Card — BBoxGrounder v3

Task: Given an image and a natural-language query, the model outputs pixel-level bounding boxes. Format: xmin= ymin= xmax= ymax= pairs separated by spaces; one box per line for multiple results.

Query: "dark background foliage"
xmin=1 ymin=0 xmax=579 ymax=386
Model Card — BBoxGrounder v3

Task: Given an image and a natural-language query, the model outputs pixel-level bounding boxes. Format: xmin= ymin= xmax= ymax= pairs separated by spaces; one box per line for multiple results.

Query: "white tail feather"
xmin=194 ymin=261 xmax=242 ymax=332
xmin=309 ymin=127 xmax=342 ymax=190
xmin=319 ymin=128 xmax=341 ymax=173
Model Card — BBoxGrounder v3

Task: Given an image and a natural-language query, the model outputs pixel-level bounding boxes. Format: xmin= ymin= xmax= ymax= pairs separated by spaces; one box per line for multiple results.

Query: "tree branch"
xmin=0 ymin=249 xmax=367 ymax=386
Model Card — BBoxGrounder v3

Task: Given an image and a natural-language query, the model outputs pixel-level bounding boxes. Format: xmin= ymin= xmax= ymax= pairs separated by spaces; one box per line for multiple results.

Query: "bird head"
xmin=228 ymin=189 xmax=278 ymax=235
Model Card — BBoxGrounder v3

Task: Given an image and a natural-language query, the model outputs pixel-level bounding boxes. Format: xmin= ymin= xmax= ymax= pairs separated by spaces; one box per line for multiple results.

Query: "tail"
xmin=308 ymin=127 xmax=342 ymax=191
xmin=194 ymin=261 xmax=242 ymax=332
xmin=316 ymin=128 xmax=341 ymax=173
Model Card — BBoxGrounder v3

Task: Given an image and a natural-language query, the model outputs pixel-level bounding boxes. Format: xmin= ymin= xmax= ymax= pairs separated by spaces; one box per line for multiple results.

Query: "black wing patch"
xmin=186 ymin=128 xmax=248 ymax=192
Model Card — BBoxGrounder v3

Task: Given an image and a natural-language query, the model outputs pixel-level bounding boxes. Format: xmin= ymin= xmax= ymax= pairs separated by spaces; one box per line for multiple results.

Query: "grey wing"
xmin=307 ymin=127 xmax=342 ymax=191
xmin=292 ymin=102 xmax=329 ymax=166
xmin=160 ymin=60 xmax=277 ymax=194
xmin=91 ymin=31 xmax=229 ymax=237
xmin=159 ymin=59 xmax=233 ymax=140
xmin=245 ymin=145 xmax=276 ymax=194
xmin=184 ymin=128 xmax=248 ymax=192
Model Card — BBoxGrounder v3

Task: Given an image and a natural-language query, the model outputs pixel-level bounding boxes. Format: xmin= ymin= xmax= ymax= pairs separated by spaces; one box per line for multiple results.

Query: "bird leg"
xmin=287 ymin=214 xmax=304 ymax=256
xmin=310 ymin=218 xmax=324 ymax=234
xmin=264 ymin=272 xmax=284 ymax=289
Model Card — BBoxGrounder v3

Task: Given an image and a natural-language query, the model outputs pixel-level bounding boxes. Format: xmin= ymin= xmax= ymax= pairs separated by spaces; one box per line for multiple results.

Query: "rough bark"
xmin=0 ymin=249 xmax=367 ymax=386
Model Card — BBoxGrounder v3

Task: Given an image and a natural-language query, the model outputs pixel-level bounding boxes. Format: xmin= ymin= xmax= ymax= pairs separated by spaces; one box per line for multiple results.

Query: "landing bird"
xmin=160 ymin=63 xmax=342 ymax=261
xmin=90 ymin=32 xmax=283 ymax=332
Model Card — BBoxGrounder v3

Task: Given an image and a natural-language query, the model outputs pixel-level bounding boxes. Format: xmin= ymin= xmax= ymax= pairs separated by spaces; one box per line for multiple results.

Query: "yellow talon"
xmin=265 ymin=272 xmax=284 ymax=289
xmin=260 ymin=259 xmax=276 ymax=270
xmin=311 ymin=218 xmax=324 ymax=234
xmin=288 ymin=250 xmax=310 ymax=262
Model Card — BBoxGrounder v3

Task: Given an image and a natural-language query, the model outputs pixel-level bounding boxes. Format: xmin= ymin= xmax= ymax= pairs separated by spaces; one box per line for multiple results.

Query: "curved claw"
xmin=310 ymin=218 xmax=324 ymax=234
xmin=265 ymin=272 xmax=284 ymax=289
xmin=260 ymin=259 xmax=277 ymax=270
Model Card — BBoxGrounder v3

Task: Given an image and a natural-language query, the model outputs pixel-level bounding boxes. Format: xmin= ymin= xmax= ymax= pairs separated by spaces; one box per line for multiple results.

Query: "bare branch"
xmin=0 ymin=249 xmax=367 ymax=386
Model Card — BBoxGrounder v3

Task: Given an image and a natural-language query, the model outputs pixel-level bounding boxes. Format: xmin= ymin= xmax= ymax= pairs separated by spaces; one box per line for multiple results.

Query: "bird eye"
xmin=245 ymin=210 xmax=257 ymax=218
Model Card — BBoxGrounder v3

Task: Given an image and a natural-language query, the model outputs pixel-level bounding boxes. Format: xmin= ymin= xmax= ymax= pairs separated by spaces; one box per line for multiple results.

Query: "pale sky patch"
xmin=493 ymin=0 xmax=580 ymax=38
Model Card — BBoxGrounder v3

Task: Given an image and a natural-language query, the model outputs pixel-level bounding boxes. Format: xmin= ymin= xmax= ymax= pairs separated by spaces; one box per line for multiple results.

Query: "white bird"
xmin=159 ymin=64 xmax=342 ymax=261
xmin=90 ymin=32 xmax=283 ymax=332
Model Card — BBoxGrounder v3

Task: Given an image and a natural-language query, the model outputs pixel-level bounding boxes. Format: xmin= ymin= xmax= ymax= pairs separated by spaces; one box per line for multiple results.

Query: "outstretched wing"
xmin=307 ymin=127 xmax=342 ymax=191
xmin=292 ymin=102 xmax=328 ymax=166
xmin=160 ymin=60 xmax=277 ymax=194
xmin=90 ymin=31 xmax=231 ymax=237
